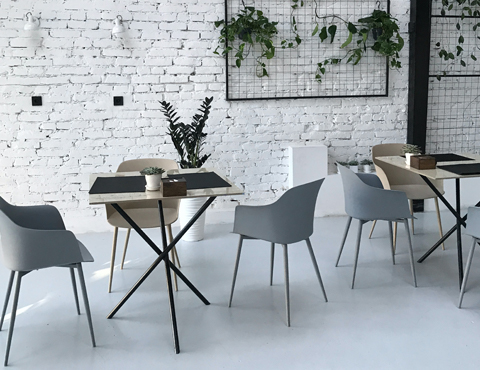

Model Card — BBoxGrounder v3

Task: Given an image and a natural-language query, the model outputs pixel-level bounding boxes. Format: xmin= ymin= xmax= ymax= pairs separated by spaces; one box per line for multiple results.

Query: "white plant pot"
xmin=145 ymin=174 xmax=162 ymax=191
xmin=363 ymin=164 xmax=372 ymax=173
xmin=405 ymin=153 xmax=413 ymax=166
xmin=350 ymin=165 xmax=359 ymax=173
xmin=179 ymin=197 xmax=207 ymax=242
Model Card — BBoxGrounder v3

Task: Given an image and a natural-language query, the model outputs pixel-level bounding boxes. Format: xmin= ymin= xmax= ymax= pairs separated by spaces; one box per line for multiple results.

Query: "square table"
xmin=89 ymin=168 xmax=243 ymax=353
xmin=375 ymin=154 xmax=480 ymax=287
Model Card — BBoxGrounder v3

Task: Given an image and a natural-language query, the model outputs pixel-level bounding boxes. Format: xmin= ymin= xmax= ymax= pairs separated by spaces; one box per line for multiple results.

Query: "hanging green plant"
xmin=436 ymin=0 xmax=480 ymax=81
xmin=313 ymin=9 xmax=404 ymax=83
xmin=214 ymin=6 xmax=281 ymax=77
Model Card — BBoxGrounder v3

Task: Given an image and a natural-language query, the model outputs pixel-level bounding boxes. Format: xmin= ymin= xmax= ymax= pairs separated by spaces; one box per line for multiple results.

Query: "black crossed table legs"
xmin=107 ymin=197 xmax=216 ymax=354
xmin=417 ymin=177 xmax=480 ymax=288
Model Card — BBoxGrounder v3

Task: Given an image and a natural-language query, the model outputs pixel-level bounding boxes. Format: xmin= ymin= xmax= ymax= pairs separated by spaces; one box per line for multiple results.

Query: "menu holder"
xmin=162 ymin=177 xmax=187 ymax=197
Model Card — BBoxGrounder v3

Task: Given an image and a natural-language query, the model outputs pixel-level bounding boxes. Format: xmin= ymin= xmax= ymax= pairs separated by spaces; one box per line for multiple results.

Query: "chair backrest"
xmin=106 ymin=158 xmax=180 ymax=219
xmin=466 ymin=206 xmax=480 ymax=240
xmin=338 ymin=164 xmax=411 ymax=221
xmin=372 ymin=143 xmax=444 ymax=191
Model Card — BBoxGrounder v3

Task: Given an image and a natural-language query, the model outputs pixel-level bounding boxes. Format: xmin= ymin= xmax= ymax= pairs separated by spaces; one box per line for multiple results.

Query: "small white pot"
xmin=405 ymin=153 xmax=413 ymax=166
xmin=350 ymin=165 xmax=359 ymax=173
xmin=179 ymin=197 xmax=207 ymax=241
xmin=145 ymin=174 xmax=162 ymax=191
xmin=363 ymin=164 xmax=372 ymax=173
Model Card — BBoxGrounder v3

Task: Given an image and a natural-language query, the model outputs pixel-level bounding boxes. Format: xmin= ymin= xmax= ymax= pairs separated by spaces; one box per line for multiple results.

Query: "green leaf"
xmin=459 ymin=35 xmax=464 ymax=44
xmin=461 ymin=59 xmax=466 ymax=66
xmin=456 ymin=23 xmax=461 ymax=30
xmin=472 ymin=54 xmax=477 ymax=61
xmin=236 ymin=59 xmax=241 ymax=68
xmin=341 ymin=31 xmax=353 ymax=48
xmin=319 ymin=26 xmax=328 ymax=42
xmin=312 ymin=24 xmax=319 ymax=36
xmin=328 ymin=25 xmax=337 ymax=43
xmin=347 ymin=22 xmax=357 ymax=34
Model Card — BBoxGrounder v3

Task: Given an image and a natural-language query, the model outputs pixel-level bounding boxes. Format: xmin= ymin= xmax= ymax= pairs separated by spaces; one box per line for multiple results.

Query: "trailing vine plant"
xmin=214 ymin=3 xmax=282 ymax=77
xmin=313 ymin=9 xmax=404 ymax=83
xmin=436 ymin=0 xmax=480 ymax=81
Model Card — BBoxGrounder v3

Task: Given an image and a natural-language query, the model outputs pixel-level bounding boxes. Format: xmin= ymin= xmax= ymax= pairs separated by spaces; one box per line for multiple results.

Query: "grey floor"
xmin=1 ymin=211 xmax=480 ymax=369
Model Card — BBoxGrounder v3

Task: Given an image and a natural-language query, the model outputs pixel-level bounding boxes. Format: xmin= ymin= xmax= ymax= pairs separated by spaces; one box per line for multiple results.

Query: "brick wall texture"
xmin=0 ymin=0 xmax=410 ymax=232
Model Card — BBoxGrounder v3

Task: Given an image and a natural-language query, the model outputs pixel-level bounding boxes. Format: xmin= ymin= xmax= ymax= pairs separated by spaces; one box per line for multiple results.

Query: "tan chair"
xmin=106 ymin=158 xmax=181 ymax=293
xmin=370 ymin=143 xmax=444 ymax=249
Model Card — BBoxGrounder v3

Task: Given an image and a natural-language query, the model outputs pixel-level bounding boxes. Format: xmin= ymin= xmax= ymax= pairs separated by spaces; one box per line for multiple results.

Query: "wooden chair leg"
xmin=434 ymin=198 xmax=445 ymax=250
xmin=167 ymin=225 xmax=181 ymax=267
xmin=108 ymin=227 xmax=118 ymax=293
xmin=120 ymin=228 xmax=131 ymax=270
xmin=409 ymin=199 xmax=415 ymax=235
xmin=167 ymin=224 xmax=178 ymax=292
xmin=368 ymin=220 xmax=377 ymax=239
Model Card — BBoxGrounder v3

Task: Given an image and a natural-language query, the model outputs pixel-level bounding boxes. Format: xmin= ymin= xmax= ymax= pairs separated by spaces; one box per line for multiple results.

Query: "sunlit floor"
xmin=1 ymin=211 xmax=480 ymax=369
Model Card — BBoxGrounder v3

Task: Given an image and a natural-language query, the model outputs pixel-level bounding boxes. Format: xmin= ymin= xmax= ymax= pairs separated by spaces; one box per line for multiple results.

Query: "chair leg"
xmin=434 ymin=198 xmax=445 ymax=251
xmin=70 ymin=267 xmax=80 ymax=315
xmin=336 ymin=216 xmax=352 ymax=267
xmin=409 ymin=199 xmax=415 ymax=235
xmin=76 ymin=263 xmax=96 ymax=347
xmin=352 ymin=220 xmax=364 ymax=289
xmin=167 ymin=225 xmax=181 ymax=268
xmin=403 ymin=219 xmax=417 ymax=287
xmin=4 ymin=271 xmax=26 ymax=366
xmin=368 ymin=220 xmax=377 ymax=239
xmin=229 ymin=235 xmax=244 ymax=307
xmin=459 ymin=238 xmax=477 ymax=308
xmin=282 ymin=244 xmax=290 ymax=327
xmin=270 ymin=242 xmax=275 ymax=286
xmin=120 ymin=228 xmax=131 ymax=270
xmin=393 ymin=221 xmax=397 ymax=253
xmin=0 ymin=271 xmax=14 ymax=331
xmin=388 ymin=222 xmax=395 ymax=265
xmin=108 ymin=227 xmax=119 ymax=293
xmin=306 ymin=238 xmax=328 ymax=302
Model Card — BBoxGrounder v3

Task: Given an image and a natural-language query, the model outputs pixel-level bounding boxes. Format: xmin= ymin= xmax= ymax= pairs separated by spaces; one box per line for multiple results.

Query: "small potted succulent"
xmin=361 ymin=159 xmax=374 ymax=173
xmin=336 ymin=161 xmax=349 ymax=173
xmin=348 ymin=160 xmax=359 ymax=173
xmin=140 ymin=166 xmax=165 ymax=191
xmin=402 ymin=144 xmax=422 ymax=166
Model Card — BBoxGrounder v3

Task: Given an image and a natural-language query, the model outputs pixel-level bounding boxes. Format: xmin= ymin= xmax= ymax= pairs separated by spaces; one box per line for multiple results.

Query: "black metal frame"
xmin=223 ymin=0 xmax=391 ymax=101
xmin=106 ymin=198 xmax=216 ymax=354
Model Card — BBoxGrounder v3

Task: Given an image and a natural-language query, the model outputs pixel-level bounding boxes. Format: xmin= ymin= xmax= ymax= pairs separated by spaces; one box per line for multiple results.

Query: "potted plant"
xmin=140 ymin=166 xmax=165 ymax=191
xmin=159 ymin=96 xmax=213 ymax=241
xmin=348 ymin=160 xmax=359 ymax=173
xmin=402 ymin=144 xmax=422 ymax=166
xmin=360 ymin=159 xmax=374 ymax=173
xmin=336 ymin=161 xmax=349 ymax=173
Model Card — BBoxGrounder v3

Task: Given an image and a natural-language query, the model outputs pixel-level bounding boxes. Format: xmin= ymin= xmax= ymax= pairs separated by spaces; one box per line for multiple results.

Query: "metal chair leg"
xmin=120 ymin=228 xmax=131 ymax=270
xmin=368 ymin=220 xmax=377 ymax=239
xmin=393 ymin=221 xmax=397 ymax=253
xmin=0 ymin=271 xmax=14 ymax=331
xmin=306 ymin=238 xmax=328 ymax=302
xmin=76 ymin=263 xmax=96 ymax=347
xmin=352 ymin=220 xmax=364 ymax=289
xmin=108 ymin=227 xmax=118 ymax=293
xmin=4 ymin=271 xmax=26 ymax=366
xmin=282 ymin=244 xmax=290 ymax=327
xmin=434 ymin=198 xmax=445 ymax=251
xmin=459 ymin=238 xmax=477 ymax=308
xmin=403 ymin=219 xmax=417 ymax=287
xmin=270 ymin=242 xmax=275 ymax=286
xmin=336 ymin=216 xmax=352 ymax=267
xmin=70 ymin=267 xmax=80 ymax=315
xmin=409 ymin=199 xmax=415 ymax=235
xmin=388 ymin=221 xmax=395 ymax=265
xmin=229 ymin=235 xmax=244 ymax=307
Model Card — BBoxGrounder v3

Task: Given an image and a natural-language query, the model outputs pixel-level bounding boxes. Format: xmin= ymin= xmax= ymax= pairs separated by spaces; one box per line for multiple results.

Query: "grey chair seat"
xmin=0 ymin=196 xmax=95 ymax=366
xmin=459 ymin=207 xmax=480 ymax=308
xmin=107 ymin=207 xmax=178 ymax=229
xmin=229 ymin=179 xmax=328 ymax=327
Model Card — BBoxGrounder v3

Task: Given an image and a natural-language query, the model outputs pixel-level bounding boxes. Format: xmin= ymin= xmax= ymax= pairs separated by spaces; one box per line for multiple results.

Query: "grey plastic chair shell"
xmin=458 ymin=207 xmax=480 ymax=308
xmin=0 ymin=197 xmax=95 ymax=366
xmin=229 ymin=179 xmax=328 ymax=327
xmin=106 ymin=158 xmax=181 ymax=293
xmin=337 ymin=165 xmax=417 ymax=288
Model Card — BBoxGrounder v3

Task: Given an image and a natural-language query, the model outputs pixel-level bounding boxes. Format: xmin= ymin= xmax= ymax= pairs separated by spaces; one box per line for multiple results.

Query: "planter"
xmin=145 ymin=174 xmax=162 ymax=191
xmin=179 ymin=197 xmax=207 ymax=241
xmin=405 ymin=153 xmax=413 ymax=166
xmin=350 ymin=165 xmax=359 ymax=173
xmin=363 ymin=164 xmax=372 ymax=173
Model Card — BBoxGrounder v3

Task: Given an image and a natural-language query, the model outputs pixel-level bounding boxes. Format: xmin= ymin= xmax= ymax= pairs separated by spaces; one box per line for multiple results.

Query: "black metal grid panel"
xmin=426 ymin=1 xmax=480 ymax=154
xmin=223 ymin=0 xmax=390 ymax=100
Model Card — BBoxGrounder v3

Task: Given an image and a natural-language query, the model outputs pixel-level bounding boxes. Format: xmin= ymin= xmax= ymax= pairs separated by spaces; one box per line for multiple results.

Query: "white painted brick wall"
xmin=0 ymin=0 xmax=410 ymax=232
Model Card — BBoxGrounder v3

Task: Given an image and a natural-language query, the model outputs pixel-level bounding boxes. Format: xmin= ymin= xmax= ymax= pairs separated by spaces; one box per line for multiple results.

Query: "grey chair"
xmin=337 ymin=165 xmax=417 ymax=288
xmin=0 ymin=197 xmax=95 ymax=366
xmin=228 ymin=179 xmax=328 ymax=327
xmin=458 ymin=207 xmax=480 ymax=308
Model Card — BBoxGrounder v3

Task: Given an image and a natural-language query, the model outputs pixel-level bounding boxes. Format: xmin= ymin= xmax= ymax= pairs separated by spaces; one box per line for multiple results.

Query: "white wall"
xmin=0 ymin=0 xmax=410 ymax=233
